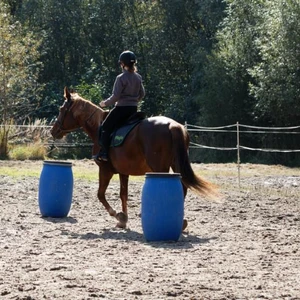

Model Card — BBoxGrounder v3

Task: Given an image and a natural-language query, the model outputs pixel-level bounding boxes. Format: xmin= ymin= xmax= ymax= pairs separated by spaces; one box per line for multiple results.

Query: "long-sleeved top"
xmin=104 ymin=70 xmax=145 ymax=107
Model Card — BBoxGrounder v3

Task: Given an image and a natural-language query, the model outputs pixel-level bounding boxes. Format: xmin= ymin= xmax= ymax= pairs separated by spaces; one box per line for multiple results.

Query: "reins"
xmin=84 ymin=107 xmax=99 ymax=127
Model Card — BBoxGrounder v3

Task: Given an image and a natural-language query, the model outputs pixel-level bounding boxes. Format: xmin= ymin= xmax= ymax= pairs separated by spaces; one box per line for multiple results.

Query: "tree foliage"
xmin=1 ymin=0 xmax=300 ymax=163
xmin=197 ymin=0 xmax=300 ymax=127
xmin=249 ymin=0 xmax=300 ymax=126
xmin=5 ymin=0 xmax=226 ymax=123
xmin=0 ymin=2 xmax=42 ymax=124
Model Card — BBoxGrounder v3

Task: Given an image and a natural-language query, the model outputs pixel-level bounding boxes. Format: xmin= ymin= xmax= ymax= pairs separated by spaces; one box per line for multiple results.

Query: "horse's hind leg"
xmin=116 ymin=174 xmax=129 ymax=228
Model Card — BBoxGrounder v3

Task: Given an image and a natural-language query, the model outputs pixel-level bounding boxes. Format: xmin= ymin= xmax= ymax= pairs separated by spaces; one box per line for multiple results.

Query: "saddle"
xmin=98 ymin=112 xmax=146 ymax=147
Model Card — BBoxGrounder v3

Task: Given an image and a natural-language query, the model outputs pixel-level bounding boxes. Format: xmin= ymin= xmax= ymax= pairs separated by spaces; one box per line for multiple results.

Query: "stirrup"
xmin=93 ymin=152 xmax=108 ymax=162
xmin=99 ymin=152 xmax=108 ymax=161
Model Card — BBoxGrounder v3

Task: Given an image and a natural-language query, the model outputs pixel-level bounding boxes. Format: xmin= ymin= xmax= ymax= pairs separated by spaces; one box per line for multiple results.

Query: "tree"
xmin=134 ymin=0 xmax=226 ymax=123
xmin=10 ymin=0 xmax=226 ymax=124
xmin=195 ymin=0 xmax=262 ymax=126
xmin=0 ymin=2 xmax=42 ymax=157
xmin=0 ymin=2 xmax=42 ymax=123
xmin=249 ymin=0 xmax=300 ymax=126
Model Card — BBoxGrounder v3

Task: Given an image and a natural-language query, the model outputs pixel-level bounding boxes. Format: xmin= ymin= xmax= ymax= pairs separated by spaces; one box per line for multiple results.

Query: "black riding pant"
xmin=100 ymin=106 xmax=137 ymax=152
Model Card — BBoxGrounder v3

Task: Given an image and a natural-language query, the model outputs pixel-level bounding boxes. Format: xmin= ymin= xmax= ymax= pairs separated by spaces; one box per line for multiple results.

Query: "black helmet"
xmin=119 ymin=50 xmax=136 ymax=65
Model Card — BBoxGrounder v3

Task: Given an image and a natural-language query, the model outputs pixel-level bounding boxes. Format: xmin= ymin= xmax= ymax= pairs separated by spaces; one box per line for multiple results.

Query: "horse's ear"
xmin=64 ymin=86 xmax=72 ymax=102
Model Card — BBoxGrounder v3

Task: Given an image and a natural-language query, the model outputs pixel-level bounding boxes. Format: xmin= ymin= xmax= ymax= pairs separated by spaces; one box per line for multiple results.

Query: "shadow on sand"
xmin=41 ymin=216 xmax=78 ymax=224
xmin=41 ymin=216 xmax=217 ymax=249
xmin=59 ymin=227 xmax=217 ymax=249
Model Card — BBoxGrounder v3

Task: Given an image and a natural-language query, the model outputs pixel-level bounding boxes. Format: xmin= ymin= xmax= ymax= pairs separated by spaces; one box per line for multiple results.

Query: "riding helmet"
xmin=119 ymin=50 xmax=136 ymax=65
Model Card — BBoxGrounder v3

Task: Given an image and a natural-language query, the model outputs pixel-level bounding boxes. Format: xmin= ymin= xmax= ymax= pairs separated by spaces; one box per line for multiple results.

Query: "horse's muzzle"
xmin=50 ymin=123 xmax=63 ymax=140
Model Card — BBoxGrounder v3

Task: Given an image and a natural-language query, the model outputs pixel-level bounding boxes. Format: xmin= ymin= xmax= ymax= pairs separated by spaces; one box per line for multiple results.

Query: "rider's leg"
xmin=93 ymin=106 xmax=137 ymax=161
xmin=97 ymin=129 xmax=110 ymax=161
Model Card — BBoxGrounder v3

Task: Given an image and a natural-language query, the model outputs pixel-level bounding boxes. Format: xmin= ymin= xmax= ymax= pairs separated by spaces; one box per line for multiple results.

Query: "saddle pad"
xmin=110 ymin=120 xmax=142 ymax=147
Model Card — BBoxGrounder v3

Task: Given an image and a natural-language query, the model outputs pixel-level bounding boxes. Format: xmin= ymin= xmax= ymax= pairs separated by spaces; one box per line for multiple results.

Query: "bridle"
xmin=53 ymin=99 xmax=99 ymax=135
xmin=54 ymin=100 xmax=75 ymax=134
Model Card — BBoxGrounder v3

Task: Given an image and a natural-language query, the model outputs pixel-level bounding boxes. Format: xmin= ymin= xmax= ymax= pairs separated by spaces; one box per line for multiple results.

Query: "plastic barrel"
xmin=141 ymin=173 xmax=184 ymax=242
xmin=38 ymin=161 xmax=73 ymax=218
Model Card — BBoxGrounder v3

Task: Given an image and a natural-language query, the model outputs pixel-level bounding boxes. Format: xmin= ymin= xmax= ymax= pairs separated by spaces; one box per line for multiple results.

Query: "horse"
xmin=50 ymin=87 xmax=216 ymax=229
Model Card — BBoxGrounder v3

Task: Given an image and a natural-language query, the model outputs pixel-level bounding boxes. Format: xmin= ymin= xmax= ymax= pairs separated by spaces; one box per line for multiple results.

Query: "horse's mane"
xmin=70 ymin=93 xmax=99 ymax=108
xmin=70 ymin=93 xmax=105 ymax=127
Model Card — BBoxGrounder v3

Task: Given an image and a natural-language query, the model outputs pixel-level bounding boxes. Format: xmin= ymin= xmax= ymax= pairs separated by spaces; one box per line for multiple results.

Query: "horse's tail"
xmin=170 ymin=123 xmax=217 ymax=198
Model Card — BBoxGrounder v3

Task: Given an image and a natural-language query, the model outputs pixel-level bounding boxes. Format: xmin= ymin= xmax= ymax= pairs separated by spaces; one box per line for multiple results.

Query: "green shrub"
xmin=0 ymin=123 xmax=11 ymax=159
xmin=9 ymin=143 xmax=46 ymax=160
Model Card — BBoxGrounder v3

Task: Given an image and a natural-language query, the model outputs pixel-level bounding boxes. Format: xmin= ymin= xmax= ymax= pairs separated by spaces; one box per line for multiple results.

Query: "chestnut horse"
xmin=50 ymin=87 xmax=216 ymax=228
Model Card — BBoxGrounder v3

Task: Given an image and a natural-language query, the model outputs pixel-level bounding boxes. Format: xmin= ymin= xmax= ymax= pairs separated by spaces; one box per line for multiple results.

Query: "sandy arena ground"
xmin=0 ymin=160 xmax=300 ymax=299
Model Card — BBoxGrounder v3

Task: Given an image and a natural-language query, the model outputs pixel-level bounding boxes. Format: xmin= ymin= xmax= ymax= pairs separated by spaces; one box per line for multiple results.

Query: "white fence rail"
xmin=185 ymin=122 xmax=300 ymax=187
xmin=3 ymin=123 xmax=300 ymax=153
xmin=186 ymin=122 xmax=300 ymax=153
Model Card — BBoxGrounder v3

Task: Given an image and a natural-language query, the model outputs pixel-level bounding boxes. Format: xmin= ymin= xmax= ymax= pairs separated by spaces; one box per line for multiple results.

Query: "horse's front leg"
xmin=115 ymin=174 xmax=129 ymax=228
xmin=97 ymin=166 xmax=117 ymax=220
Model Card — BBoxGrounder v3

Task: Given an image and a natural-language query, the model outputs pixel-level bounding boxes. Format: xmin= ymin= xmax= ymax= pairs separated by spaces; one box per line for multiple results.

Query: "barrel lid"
xmin=145 ymin=172 xmax=181 ymax=178
xmin=43 ymin=160 xmax=72 ymax=167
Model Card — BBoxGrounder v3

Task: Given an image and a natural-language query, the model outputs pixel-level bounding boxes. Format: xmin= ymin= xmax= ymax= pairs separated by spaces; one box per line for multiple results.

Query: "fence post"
xmin=236 ymin=121 xmax=241 ymax=189
xmin=185 ymin=121 xmax=189 ymax=155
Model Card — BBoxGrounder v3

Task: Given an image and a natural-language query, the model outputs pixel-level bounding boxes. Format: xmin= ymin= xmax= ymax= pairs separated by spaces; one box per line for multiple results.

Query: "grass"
xmin=0 ymin=159 xmax=132 ymax=181
xmin=1 ymin=160 xmax=300 ymax=202
xmin=0 ymin=165 xmax=101 ymax=180
xmin=0 ymin=166 xmax=41 ymax=178
xmin=0 ymin=160 xmax=225 ymax=181
xmin=1 ymin=160 xmax=300 ymax=184
xmin=0 ymin=162 xmax=99 ymax=181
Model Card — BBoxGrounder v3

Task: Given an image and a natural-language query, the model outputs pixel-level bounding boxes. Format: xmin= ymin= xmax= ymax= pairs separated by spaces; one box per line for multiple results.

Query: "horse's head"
xmin=50 ymin=87 xmax=83 ymax=139
xmin=51 ymin=87 xmax=108 ymax=140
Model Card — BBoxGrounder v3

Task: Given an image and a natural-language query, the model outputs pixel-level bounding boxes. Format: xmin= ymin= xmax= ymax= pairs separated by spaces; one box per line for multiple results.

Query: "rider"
xmin=94 ymin=50 xmax=145 ymax=162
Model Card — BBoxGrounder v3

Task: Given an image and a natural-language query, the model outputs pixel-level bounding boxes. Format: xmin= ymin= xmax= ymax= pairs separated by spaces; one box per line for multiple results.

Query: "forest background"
xmin=1 ymin=0 xmax=300 ymax=165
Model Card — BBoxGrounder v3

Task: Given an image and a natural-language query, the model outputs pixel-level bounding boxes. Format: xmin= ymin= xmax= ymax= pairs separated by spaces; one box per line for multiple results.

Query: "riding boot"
xmin=97 ymin=130 xmax=110 ymax=161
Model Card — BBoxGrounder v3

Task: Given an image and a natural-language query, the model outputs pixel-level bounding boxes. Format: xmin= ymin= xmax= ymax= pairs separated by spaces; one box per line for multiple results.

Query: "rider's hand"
xmin=99 ymin=101 xmax=106 ymax=108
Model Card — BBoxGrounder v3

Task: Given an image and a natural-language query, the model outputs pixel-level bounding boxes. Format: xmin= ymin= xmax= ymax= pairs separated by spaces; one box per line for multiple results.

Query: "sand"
xmin=0 ymin=161 xmax=299 ymax=299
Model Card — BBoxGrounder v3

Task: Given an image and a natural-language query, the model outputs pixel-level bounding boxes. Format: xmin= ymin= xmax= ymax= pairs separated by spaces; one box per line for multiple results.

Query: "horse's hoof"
xmin=116 ymin=221 xmax=126 ymax=229
xmin=116 ymin=212 xmax=128 ymax=225
xmin=182 ymin=219 xmax=188 ymax=231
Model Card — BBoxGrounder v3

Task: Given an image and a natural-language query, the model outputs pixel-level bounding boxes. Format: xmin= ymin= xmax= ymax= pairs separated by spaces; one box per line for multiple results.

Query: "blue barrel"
xmin=141 ymin=173 xmax=184 ymax=242
xmin=38 ymin=161 xmax=73 ymax=218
